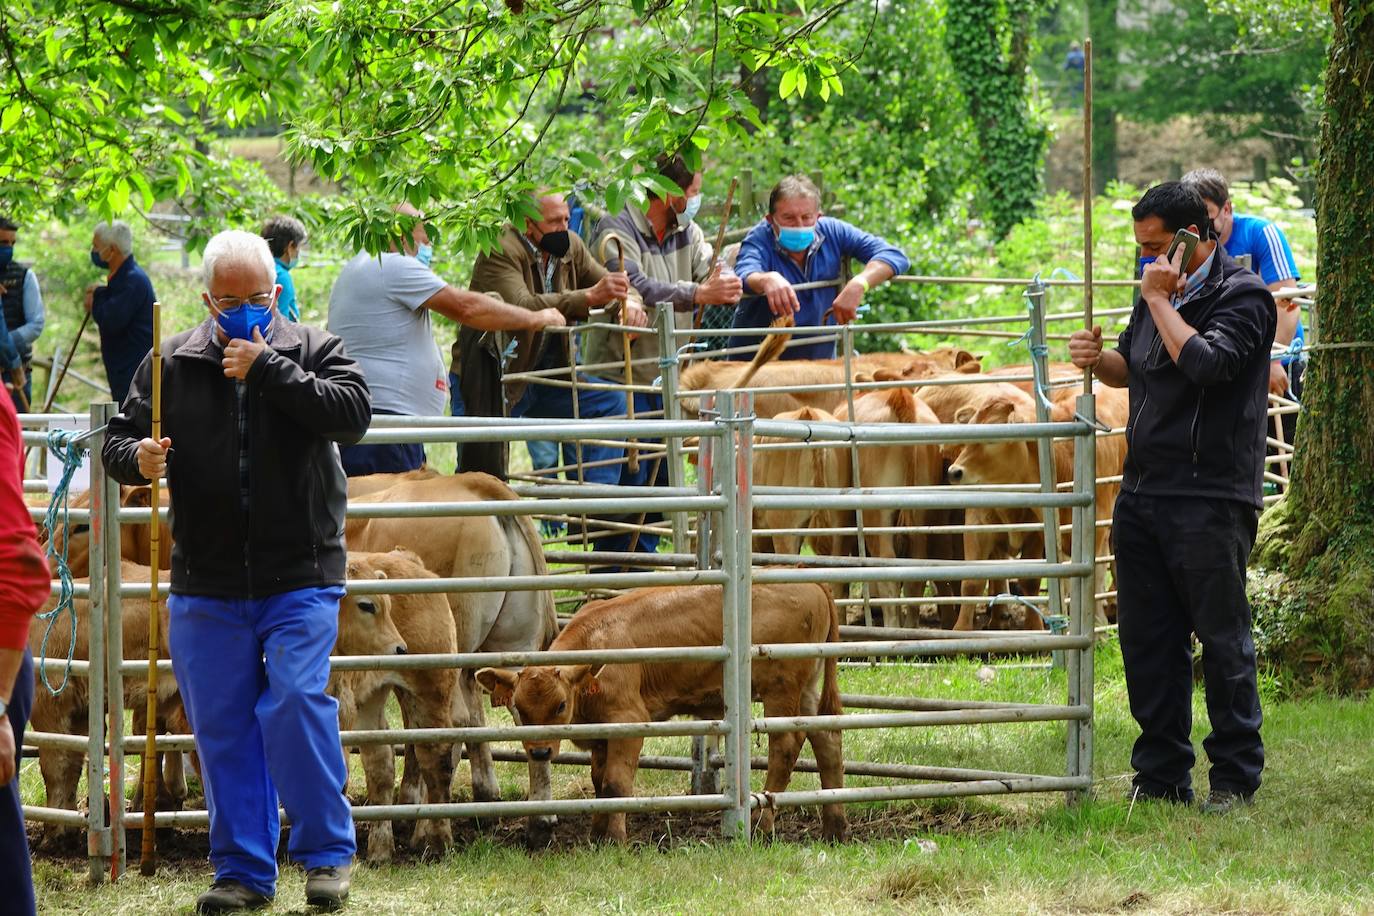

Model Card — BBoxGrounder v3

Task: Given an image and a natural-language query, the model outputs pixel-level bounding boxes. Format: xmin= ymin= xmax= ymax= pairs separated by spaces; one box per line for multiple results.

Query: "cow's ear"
xmin=476 ymin=668 xmax=518 ymax=708
xmin=955 ymin=358 xmax=982 ymax=375
xmin=954 ymin=405 xmax=978 ymax=424
xmin=954 ymin=349 xmax=979 ymax=369
xmin=374 ymin=569 xmax=388 ymax=580
xmin=872 ymin=369 xmax=900 ymax=382
xmin=124 ymin=486 xmax=153 ymax=508
xmin=561 ymin=664 xmax=605 ymax=691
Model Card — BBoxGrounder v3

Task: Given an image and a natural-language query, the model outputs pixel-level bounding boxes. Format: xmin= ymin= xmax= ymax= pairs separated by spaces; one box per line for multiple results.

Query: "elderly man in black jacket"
xmin=102 ymin=230 xmax=370 ymax=913
xmin=1070 ymin=182 xmax=1275 ymax=816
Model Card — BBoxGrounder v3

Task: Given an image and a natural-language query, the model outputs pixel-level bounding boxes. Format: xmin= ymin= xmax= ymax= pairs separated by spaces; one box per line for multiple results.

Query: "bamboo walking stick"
xmin=140 ymin=299 xmax=163 ymax=876
xmin=613 ymin=238 xmax=639 ymax=475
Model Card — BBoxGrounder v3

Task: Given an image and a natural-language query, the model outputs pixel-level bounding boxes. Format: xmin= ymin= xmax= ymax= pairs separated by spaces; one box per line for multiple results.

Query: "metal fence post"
xmin=85 ymin=403 xmax=112 ymax=882
xmin=1026 ymin=281 xmax=1065 ymax=626
xmin=98 ymin=401 xmax=128 ymax=876
xmin=662 ymin=306 xmax=719 ymax=795
xmin=717 ymin=391 xmax=754 ymax=840
xmin=840 ymin=323 xmax=871 ymax=627
xmin=1067 ymin=393 xmax=1097 ymax=803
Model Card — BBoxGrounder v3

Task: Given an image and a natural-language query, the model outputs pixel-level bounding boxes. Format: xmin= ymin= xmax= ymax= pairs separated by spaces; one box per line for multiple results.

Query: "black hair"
xmin=1131 ymin=182 xmax=1212 ymax=238
xmin=649 ymin=153 xmax=695 ymax=201
xmin=260 ymin=215 xmax=307 ymax=258
xmin=0 ymin=217 xmax=17 ymax=233
xmin=1181 ymin=168 xmax=1230 ymax=208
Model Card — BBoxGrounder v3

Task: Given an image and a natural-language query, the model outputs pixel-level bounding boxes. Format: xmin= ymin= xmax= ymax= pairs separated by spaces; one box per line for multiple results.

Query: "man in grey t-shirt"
xmin=327 ymin=203 xmax=564 ymax=475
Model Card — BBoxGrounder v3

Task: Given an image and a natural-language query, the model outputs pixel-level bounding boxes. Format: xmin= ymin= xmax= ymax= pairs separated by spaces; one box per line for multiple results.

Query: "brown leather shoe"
xmin=195 ymin=879 xmax=273 ymax=913
xmin=305 ymin=864 xmax=351 ymax=910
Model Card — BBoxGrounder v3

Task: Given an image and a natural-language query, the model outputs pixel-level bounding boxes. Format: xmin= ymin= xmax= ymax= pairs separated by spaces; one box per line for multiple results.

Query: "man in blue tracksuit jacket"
xmin=102 ymin=230 xmax=371 ymax=913
xmin=728 ymin=174 xmax=909 ymax=360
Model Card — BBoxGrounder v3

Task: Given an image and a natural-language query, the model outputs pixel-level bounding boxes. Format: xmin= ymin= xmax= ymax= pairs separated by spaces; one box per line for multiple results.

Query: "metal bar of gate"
xmin=1072 ymin=392 xmax=1098 ymax=801
xmin=86 ymin=403 xmax=112 ymax=883
xmin=99 ymin=401 xmax=127 ymax=879
xmin=1026 ymin=279 xmax=1066 ymax=627
xmin=717 ymin=391 xmax=753 ymax=839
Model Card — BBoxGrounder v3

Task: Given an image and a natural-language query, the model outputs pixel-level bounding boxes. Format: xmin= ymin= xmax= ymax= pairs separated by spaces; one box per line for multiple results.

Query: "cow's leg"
xmin=799 ymin=667 xmax=847 ymax=842
xmin=597 ymin=737 xmax=643 ymax=844
xmin=588 ymin=743 xmax=610 ymax=840
xmin=525 ymin=755 xmax=555 ymax=848
xmin=757 ymin=692 xmax=804 ymax=838
xmin=454 ymin=671 xmax=499 ymax=804
xmin=35 ymin=703 xmax=85 ymax=848
xmin=352 ymin=689 xmax=398 ymax=864
xmin=955 ymin=529 xmax=987 ymax=630
xmin=397 ymin=687 xmax=455 ymax=856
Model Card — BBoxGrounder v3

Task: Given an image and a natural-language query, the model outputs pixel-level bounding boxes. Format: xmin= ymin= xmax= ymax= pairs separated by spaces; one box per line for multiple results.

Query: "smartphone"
xmin=1165 ymin=228 xmax=1200 ymax=269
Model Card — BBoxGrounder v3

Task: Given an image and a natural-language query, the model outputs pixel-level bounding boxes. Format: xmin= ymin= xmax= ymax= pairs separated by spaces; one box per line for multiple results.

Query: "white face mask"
xmin=415 ymin=242 xmax=434 ymax=267
xmin=681 ymin=194 xmax=703 ymax=224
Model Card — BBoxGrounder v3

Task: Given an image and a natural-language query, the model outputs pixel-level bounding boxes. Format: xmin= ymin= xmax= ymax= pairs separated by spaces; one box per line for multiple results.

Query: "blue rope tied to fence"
xmin=37 ymin=427 xmax=93 ymax=696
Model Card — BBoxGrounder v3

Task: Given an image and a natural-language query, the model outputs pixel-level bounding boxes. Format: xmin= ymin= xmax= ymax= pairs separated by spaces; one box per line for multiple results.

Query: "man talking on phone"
xmin=1069 ymin=182 xmax=1275 ymax=814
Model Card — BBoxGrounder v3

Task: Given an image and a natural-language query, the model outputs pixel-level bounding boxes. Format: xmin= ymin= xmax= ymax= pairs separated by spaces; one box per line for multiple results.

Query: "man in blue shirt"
xmin=728 ymin=175 xmax=909 ymax=360
xmin=1182 ymin=170 xmax=1304 ymax=400
xmin=0 ymin=217 xmax=46 ymax=411
xmin=85 ymin=221 xmax=156 ymax=405
xmin=261 ymin=215 xmax=307 ymax=322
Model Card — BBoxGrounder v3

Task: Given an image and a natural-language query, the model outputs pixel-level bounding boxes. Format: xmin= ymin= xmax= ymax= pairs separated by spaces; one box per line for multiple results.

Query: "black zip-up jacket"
xmin=102 ymin=315 xmax=371 ymax=597
xmin=1115 ymin=249 xmax=1277 ymax=508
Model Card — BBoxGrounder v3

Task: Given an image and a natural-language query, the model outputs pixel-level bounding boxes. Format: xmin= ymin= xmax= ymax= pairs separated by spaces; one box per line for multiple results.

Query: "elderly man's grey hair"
xmin=767 ymin=175 xmax=822 ymax=215
xmin=93 ymin=220 xmax=135 ymax=256
xmin=201 ymin=229 xmax=276 ymax=290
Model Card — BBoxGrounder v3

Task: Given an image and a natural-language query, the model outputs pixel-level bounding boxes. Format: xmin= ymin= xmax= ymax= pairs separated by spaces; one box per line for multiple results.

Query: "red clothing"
xmin=0 ymin=395 xmax=49 ymax=649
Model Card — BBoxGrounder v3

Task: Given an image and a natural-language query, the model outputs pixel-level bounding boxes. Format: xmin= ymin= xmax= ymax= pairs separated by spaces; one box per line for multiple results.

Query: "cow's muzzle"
xmin=528 ymin=746 xmax=552 ymax=762
xmin=394 ymin=645 xmax=408 ymax=655
xmin=946 ymin=465 xmax=965 ymax=484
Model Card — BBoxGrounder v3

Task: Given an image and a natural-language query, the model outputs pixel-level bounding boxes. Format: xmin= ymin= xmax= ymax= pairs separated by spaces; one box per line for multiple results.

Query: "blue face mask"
xmin=91 ymin=249 xmax=110 ymax=269
xmin=215 ymin=302 xmax=274 ymax=341
xmin=777 ymin=226 xmax=816 ymax=253
xmin=1136 ymin=255 xmax=1156 ymax=276
xmin=681 ymin=194 xmax=702 ymax=224
xmin=415 ymin=243 xmax=434 ymax=267
xmin=281 ymin=255 xmax=299 ymax=271
xmin=0 ymin=246 xmax=12 ymax=268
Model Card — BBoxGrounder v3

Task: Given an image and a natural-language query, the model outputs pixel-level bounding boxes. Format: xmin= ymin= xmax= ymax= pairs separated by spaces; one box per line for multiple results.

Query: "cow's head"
xmin=946 ymin=396 xmax=1036 ymax=486
xmin=337 ymin=562 xmax=408 ymax=657
xmin=476 ymin=664 xmax=603 ymax=762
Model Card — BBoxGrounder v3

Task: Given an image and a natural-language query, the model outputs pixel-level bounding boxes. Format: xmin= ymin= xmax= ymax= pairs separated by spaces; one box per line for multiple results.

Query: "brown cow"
xmin=830 ymin=388 xmax=944 ymax=629
xmin=751 ymin=406 xmax=847 ymax=557
xmin=331 ymin=551 xmax=457 ymax=864
xmin=46 ymin=485 xmax=172 ymax=579
xmin=345 ymin=467 xmax=441 ymax=499
xmin=679 ymin=347 xmax=980 ymax=418
xmin=945 ymin=386 xmax=1128 ymax=629
xmin=27 ymin=561 xmax=184 ymax=847
xmin=477 ymin=582 xmax=846 ymax=843
xmin=345 ymin=472 xmax=559 ymax=842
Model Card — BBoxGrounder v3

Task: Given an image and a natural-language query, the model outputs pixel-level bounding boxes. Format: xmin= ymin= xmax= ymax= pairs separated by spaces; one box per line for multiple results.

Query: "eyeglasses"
xmin=209 ymin=291 xmax=275 ymax=310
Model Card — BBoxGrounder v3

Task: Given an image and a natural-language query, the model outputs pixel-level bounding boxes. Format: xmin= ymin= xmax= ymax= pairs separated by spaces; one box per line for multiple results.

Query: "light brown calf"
xmin=331 ymin=550 xmax=457 ymax=864
xmin=751 ymin=406 xmax=847 ymax=557
xmin=478 ymin=582 xmax=847 ymax=844
xmin=945 ymin=386 xmax=1128 ymax=629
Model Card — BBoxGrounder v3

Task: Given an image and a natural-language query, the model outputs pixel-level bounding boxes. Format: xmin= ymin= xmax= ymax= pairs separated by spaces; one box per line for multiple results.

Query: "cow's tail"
xmin=504 ymin=511 xmax=559 ymax=649
xmin=818 ymin=583 xmax=843 ymax=719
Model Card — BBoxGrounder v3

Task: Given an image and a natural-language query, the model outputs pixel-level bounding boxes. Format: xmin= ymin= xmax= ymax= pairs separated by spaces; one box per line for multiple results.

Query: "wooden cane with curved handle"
xmin=613 ymin=237 xmax=639 ymax=475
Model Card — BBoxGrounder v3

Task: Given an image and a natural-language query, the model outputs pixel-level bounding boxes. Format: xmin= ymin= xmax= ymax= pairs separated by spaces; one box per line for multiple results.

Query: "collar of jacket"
xmin=1183 ymin=244 xmax=1229 ymax=306
xmin=173 ymin=313 xmax=303 ymax=363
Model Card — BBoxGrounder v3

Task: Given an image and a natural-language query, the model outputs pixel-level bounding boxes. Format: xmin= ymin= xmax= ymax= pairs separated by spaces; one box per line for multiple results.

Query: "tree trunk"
xmin=1088 ymin=0 xmax=1118 ymax=194
xmin=1252 ymin=0 xmax=1374 ymax=691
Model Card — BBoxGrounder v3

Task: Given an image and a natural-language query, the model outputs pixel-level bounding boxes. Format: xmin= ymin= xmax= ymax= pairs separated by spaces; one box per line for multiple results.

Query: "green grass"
xmin=27 ymin=638 xmax=1374 ymax=914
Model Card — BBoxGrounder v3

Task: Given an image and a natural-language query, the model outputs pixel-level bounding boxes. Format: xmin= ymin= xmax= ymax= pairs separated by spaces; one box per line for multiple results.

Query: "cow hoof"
xmin=525 ymin=817 xmax=555 ymax=850
xmin=366 ymin=828 xmax=395 ymax=865
xmin=821 ymin=816 xmax=848 ymax=843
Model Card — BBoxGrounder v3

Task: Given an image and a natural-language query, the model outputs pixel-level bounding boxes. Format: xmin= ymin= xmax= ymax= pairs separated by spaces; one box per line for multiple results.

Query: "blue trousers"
xmin=339 ymin=408 xmax=426 ymax=477
xmin=0 ymin=651 xmax=34 ymax=916
xmin=595 ymin=392 xmax=667 ymax=558
xmin=513 ymin=375 xmax=625 ymax=487
xmin=169 ymin=587 xmax=355 ymax=896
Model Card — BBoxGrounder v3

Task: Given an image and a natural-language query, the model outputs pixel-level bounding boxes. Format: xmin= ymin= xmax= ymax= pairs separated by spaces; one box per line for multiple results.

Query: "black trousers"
xmin=1114 ymin=493 xmax=1264 ymax=799
xmin=0 ymin=650 xmax=35 ymax=916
